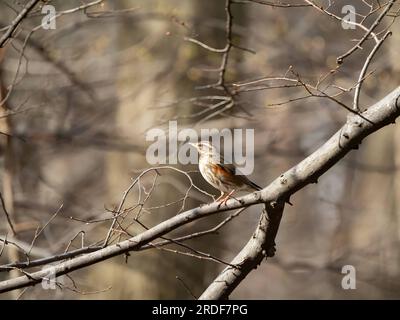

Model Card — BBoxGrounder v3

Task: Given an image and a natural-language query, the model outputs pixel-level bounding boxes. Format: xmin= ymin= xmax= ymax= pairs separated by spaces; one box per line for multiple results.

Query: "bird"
xmin=190 ymin=141 xmax=261 ymax=205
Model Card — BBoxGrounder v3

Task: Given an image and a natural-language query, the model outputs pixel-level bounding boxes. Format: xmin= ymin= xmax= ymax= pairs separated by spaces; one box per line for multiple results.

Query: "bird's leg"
xmin=215 ymin=191 xmax=225 ymax=202
xmin=220 ymin=189 xmax=236 ymax=206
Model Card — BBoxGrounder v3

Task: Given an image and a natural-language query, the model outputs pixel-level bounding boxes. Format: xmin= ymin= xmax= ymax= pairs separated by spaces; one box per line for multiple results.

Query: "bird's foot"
xmin=220 ymin=196 xmax=230 ymax=207
xmin=216 ymin=190 xmax=236 ymax=208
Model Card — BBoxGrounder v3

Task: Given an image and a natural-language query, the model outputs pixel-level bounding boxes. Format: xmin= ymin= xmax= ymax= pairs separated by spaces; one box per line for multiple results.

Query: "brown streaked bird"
xmin=190 ymin=141 xmax=261 ymax=205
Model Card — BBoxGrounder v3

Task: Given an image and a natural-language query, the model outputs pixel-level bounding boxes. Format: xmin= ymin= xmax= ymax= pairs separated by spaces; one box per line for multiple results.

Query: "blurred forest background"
xmin=0 ymin=0 xmax=399 ymax=299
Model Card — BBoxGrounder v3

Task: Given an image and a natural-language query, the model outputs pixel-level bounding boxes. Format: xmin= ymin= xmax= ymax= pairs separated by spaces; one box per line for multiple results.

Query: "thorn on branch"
xmin=286 ymin=199 xmax=293 ymax=206
xmin=124 ymin=252 xmax=130 ymax=264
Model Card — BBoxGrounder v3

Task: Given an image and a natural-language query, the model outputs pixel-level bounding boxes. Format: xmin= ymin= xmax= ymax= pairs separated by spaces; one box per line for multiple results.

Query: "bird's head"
xmin=189 ymin=141 xmax=218 ymax=156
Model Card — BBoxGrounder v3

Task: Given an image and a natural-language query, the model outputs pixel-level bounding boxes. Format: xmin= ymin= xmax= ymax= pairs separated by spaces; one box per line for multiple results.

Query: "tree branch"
xmin=0 ymin=87 xmax=399 ymax=295
xmin=353 ymin=31 xmax=392 ymax=111
xmin=199 ymin=202 xmax=284 ymax=299
xmin=0 ymin=0 xmax=40 ymax=48
xmin=337 ymin=0 xmax=396 ymax=64
xmin=199 ymin=86 xmax=400 ymax=299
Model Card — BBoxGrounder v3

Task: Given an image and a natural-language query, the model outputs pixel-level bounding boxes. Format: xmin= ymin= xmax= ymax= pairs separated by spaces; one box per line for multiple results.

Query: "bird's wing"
xmin=213 ymin=163 xmax=261 ymax=191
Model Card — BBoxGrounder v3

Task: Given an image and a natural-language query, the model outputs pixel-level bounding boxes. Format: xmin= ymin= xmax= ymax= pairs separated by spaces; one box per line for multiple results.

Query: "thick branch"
xmin=0 ymin=87 xmax=399 ymax=294
xmin=199 ymin=203 xmax=283 ymax=299
xmin=199 ymin=86 xmax=400 ymax=299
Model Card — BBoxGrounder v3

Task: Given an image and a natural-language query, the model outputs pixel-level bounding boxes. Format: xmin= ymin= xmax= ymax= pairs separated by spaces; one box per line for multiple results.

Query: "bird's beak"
xmin=189 ymin=142 xmax=197 ymax=149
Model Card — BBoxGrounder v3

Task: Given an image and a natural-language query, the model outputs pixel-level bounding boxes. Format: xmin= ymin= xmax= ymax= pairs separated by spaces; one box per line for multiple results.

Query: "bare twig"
xmin=176 ymin=276 xmax=198 ymax=299
xmin=337 ymin=0 xmax=396 ymax=64
xmin=103 ymin=166 xmax=212 ymax=246
xmin=353 ymin=31 xmax=392 ymax=111
xmin=0 ymin=191 xmax=16 ymax=235
xmin=0 ymin=208 xmax=246 ymax=271
xmin=303 ymin=0 xmax=380 ymax=41
xmin=28 ymin=204 xmax=64 ymax=255
xmin=232 ymin=0 xmax=311 ymax=7
xmin=0 ymin=0 xmax=40 ymax=47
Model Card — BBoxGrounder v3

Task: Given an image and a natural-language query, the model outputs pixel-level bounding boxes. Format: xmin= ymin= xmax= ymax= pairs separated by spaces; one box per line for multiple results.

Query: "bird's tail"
xmin=248 ymin=180 xmax=262 ymax=191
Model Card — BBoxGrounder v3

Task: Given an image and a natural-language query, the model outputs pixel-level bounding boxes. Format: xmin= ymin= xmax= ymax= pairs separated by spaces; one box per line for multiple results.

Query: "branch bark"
xmin=199 ymin=203 xmax=284 ymax=299
xmin=0 ymin=87 xmax=399 ymax=295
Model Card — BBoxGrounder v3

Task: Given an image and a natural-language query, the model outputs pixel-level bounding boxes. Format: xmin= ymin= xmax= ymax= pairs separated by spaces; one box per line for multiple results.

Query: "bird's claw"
xmin=216 ymin=196 xmax=230 ymax=208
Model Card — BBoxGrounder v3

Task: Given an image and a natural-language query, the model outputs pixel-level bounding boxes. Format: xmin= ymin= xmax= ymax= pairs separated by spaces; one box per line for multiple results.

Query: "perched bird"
xmin=190 ymin=141 xmax=261 ymax=205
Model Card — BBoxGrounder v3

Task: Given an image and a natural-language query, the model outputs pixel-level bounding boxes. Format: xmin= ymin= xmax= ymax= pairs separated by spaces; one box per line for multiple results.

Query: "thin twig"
xmin=28 ymin=204 xmax=64 ymax=255
xmin=337 ymin=0 xmax=396 ymax=64
xmin=0 ymin=0 xmax=40 ymax=47
xmin=0 ymin=191 xmax=16 ymax=235
xmin=176 ymin=276 xmax=198 ymax=299
xmin=353 ymin=31 xmax=392 ymax=111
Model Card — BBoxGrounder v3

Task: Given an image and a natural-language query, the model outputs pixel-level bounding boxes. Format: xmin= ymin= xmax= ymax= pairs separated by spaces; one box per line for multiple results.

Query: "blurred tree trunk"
xmin=94 ymin=0 xmax=234 ymax=299
xmin=0 ymin=47 xmax=20 ymax=299
xmin=390 ymin=20 xmax=400 ymax=283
